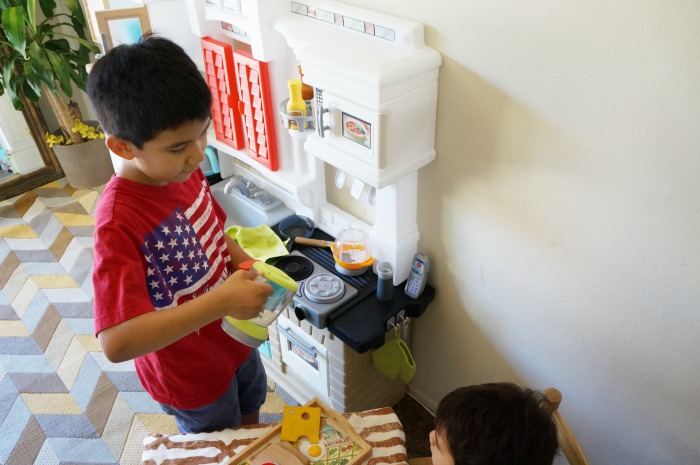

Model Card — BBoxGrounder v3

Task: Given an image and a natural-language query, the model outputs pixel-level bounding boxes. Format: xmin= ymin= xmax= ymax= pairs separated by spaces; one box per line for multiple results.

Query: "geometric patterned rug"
xmin=0 ymin=179 xmax=292 ymax=465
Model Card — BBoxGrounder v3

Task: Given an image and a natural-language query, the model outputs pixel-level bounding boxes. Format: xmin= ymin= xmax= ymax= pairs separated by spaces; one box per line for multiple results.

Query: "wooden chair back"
xmin=543 ymin=388 xmax=590 ymax=465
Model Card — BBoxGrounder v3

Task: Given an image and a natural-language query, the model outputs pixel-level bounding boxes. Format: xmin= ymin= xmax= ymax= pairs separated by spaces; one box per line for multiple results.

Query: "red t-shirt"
xmin=92 ymin=170 xmax=251 ymax=409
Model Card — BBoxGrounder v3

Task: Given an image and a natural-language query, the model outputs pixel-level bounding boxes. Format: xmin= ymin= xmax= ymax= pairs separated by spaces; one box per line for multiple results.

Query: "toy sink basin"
xmin=211 ymin=179 xmax=293 ymax=228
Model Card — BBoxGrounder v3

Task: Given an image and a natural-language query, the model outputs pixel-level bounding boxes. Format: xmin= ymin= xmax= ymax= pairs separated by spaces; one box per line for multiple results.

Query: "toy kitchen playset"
xmin=156 ymin=0 xmax=440 ymax=412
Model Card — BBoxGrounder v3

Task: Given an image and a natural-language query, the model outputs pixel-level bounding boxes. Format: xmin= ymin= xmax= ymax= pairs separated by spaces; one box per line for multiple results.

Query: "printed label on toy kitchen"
xmin=291 ymin=339 xmax=319 ymax=370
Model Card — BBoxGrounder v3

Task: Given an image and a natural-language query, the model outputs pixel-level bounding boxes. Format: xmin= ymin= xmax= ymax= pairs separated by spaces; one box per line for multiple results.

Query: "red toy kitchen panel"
xmin=201 ymin=37 xmax=245 ymax=150
xmin=233 ymin=50 xmax=279 ymax=171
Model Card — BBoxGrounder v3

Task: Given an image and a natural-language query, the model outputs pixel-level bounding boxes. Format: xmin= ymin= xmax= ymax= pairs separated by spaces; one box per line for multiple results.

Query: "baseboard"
xmin=406 ymin=386 xmax=438 ymax=415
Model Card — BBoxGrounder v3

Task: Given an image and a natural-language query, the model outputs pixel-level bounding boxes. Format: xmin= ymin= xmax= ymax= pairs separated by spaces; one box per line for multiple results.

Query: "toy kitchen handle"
xmin=278 ymin=326 xmax=317 ymax=358
xmin=295 ymin=237 xmax=333 ymax=247
xmin=315 ymin=88 xmax=330 ymax=138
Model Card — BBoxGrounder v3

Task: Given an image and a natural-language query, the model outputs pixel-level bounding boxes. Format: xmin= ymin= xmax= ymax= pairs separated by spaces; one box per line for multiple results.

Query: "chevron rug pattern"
xmin=0 ymin=179 xmax=289 ymax=465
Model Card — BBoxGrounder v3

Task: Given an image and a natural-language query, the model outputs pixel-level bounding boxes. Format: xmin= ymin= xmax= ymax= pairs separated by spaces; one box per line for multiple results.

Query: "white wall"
xmin=145 ymin=0 xmax=203 ymax=65
xmin=340 ymin=0 xmax=699 ymax=463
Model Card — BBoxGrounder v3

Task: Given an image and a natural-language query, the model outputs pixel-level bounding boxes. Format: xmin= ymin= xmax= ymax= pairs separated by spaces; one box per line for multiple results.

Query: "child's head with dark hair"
xmin=87 ymin=34 xmax=211 ymax=149
xmin=431 ymin=383 xmax=558 ymax=465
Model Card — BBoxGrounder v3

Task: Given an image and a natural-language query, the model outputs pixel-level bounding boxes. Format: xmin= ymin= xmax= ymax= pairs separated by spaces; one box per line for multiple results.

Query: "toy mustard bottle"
xmin=286 ymin=78 xmax=307 ymax=130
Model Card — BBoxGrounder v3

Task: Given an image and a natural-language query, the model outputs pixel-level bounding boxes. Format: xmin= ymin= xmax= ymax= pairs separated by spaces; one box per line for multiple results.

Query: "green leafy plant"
xmin=0 ymin=0 xmax=100 ymax=145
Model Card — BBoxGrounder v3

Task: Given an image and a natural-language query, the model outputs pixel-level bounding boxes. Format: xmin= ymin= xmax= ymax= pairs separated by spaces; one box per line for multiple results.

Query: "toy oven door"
xmin=277 ymin=315 xmax=330 ymax=397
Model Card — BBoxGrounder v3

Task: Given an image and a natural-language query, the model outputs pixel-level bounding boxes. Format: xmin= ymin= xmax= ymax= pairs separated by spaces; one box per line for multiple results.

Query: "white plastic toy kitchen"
xmin=147 ymin=0 xmax=441 ymax=412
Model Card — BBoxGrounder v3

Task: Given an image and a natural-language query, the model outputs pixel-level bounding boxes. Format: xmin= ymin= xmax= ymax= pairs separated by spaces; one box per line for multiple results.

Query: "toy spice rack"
xmin=232 ymin=397 xmax=372 ymax=465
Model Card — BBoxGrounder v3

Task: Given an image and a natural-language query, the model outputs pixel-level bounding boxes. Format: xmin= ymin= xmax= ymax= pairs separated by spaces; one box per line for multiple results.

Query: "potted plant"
xmin=0 ymin=0 xmax=113 ymax=188
xmin=45 ymin=117 xmax=114 ymax=189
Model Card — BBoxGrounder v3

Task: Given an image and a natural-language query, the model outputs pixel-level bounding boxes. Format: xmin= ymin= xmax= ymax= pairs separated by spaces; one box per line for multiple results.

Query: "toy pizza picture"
xmin=232 ymin=397 xmax=372 ymax=465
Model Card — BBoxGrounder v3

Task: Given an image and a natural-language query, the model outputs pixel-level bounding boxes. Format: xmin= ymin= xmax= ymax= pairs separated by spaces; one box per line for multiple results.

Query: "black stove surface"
xmin=272 ymin=254 xmax=314 ymax=281
xmin=271 ymin=250 xmax=359 ymax=328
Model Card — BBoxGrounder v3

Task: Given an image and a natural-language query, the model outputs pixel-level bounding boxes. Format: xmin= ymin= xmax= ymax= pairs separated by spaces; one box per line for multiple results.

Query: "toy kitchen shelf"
xmin=278 ymin=99 xmax=316 ymax=139
xmin=327 ymin=281 xmax=435 ymax=353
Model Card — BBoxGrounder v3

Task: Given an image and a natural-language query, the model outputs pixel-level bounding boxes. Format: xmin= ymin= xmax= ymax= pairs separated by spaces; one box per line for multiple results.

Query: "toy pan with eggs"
xmin=232 ymin=397 xmax=372 ymax=465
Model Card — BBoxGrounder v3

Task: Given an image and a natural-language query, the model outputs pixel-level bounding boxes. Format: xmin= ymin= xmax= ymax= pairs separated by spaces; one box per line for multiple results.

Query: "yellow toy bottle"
xmin=286 ymin=78 xmax=307 ymax=130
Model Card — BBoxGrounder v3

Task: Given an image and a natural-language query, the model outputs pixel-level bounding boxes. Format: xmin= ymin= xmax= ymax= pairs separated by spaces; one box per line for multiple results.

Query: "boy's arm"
xmin=98 ymin=268 xmax=272 ymax=363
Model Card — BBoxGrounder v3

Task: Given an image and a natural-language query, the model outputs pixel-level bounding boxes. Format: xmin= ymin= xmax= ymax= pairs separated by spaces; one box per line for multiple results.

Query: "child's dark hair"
xmin=435 ymin=383 xmax=558 ymax=465
xmin=87 ymin=34 xmax=211 ymax=149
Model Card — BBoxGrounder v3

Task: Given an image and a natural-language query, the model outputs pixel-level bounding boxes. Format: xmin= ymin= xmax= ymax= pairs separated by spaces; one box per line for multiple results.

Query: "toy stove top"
xmin=271 ymin=250 xmax=360 ymax=328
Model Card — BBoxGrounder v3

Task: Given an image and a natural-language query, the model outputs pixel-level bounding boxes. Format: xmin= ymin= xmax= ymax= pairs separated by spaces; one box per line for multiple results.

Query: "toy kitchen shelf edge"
xmin=326 ymin=282 xmax=435 ymax=354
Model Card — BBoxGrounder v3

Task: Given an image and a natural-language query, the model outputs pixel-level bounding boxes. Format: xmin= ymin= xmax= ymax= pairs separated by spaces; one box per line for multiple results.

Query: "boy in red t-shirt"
xmin=87 ymin=35 xmax=273 ymax=433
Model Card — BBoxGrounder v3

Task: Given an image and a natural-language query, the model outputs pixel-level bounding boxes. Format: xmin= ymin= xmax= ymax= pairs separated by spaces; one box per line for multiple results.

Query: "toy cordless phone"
xmin=404 ymin=253 xmax=430 ymax=299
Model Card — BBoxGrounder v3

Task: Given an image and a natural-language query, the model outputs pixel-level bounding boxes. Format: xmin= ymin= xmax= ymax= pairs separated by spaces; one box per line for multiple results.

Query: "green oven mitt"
xmin=226 ymin=224 xmax=289 ymax=262
xmin=371 ymin=327 xmax=416 ymax=384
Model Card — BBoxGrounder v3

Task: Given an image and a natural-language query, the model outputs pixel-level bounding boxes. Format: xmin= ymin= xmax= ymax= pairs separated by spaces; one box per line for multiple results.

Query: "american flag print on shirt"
xmin=141 ymin=181 xmax=231 ymax=310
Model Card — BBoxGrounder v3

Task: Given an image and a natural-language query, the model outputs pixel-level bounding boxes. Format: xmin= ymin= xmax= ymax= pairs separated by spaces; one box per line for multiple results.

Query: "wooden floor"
xmin=392 ymin=394 xmax=435 ymax=458
xmin=407 ymin=457 xmax=432 ymax=465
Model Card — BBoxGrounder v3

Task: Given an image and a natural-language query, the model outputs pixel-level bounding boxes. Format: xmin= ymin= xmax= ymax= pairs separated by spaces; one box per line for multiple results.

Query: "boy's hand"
xmin=97 ymin=267 xmax=273 ymax=364
xmin=217 ymin=269 xmax=274 ymax=320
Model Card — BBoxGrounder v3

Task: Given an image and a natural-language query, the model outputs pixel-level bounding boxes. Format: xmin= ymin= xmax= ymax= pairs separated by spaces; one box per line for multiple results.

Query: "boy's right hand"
xmin=217 ymin=269 xmax=274 ymax=320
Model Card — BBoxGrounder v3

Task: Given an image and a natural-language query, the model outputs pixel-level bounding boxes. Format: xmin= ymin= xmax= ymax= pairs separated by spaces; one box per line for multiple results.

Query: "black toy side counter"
xmin=271 ymin=224 xmax=435 ymax=354
xmin=326 ymin=281 xmax=435 ymax=353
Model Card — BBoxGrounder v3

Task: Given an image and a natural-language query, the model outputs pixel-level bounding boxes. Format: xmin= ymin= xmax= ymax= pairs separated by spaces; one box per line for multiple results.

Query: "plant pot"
xmin=52 ymin=137 xmax=114 ymax=189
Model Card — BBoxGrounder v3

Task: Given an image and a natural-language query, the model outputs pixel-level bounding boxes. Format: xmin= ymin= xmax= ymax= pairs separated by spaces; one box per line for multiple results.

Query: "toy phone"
xmin=404 ymin=253 xmax=430 ymax=299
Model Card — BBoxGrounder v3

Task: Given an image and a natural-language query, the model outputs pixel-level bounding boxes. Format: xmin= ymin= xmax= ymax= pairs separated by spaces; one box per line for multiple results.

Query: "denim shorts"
xmin=159 ymin=349 xmax=267 ymax=433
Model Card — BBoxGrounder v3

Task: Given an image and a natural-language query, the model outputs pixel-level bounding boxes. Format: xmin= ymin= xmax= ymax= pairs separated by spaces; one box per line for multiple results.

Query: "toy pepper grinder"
xmin=297 ymin=65 xmax=314 ymax=101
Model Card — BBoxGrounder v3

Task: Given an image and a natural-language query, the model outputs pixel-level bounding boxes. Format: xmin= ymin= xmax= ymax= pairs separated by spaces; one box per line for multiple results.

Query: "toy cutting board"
xmin=231 ymin=397 xmax=372 ymax=465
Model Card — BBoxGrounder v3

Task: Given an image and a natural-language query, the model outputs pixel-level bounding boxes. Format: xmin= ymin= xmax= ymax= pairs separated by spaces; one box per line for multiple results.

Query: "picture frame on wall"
xmin=95 ymin=6 xmax=152 ymax=52
xmin=79 ymin=0 xmax=107 ymax=42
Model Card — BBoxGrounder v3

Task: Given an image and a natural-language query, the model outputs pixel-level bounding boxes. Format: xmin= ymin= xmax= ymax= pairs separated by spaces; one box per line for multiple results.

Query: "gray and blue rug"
xmin=0 ymin=179 xmax=292 ymax=465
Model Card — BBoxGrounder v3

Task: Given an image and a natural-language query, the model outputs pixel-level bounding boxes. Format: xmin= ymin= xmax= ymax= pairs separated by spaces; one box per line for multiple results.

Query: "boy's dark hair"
xmin=87 ymin=34 xmax=211 ymax=149
xmin=435 ymin=382 xmax=558 ymax=465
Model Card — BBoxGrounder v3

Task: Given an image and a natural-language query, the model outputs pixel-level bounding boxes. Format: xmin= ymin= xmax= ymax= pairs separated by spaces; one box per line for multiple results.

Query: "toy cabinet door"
xmin=233 ymin=50 xmax=279 ymax=171
xmin=201 ymin=37 xmax=245 ymax=150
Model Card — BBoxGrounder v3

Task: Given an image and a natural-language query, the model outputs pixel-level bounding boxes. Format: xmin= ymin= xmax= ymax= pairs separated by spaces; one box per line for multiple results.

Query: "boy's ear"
xmin=106 ymin=135 xmax=135 ymax=160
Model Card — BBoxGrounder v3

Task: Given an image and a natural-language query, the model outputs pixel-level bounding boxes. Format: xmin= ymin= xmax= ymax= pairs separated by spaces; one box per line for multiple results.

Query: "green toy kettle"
xmin=221 ymin=260 xmax=298 ymax=347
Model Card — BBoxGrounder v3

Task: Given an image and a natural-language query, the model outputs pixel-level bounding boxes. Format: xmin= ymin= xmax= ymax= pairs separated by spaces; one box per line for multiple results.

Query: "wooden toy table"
xmin=141 ymin=406 xmax=408 ymax=465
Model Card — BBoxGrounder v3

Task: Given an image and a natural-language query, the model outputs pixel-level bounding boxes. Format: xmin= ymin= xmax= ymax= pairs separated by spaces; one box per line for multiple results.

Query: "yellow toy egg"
xmin=298 ymin=439 xmax=327 ymax=461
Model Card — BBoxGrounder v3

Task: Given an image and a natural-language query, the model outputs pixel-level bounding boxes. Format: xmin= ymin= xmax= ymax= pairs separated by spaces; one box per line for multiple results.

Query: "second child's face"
xmin=430 ymin=429 xmax=455 ymax=465
xmin=121 ymin=119 xmax=210 ymax=186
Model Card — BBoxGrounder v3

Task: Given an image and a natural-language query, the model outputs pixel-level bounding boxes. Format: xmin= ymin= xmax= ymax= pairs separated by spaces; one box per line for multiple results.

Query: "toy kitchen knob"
xmin=294 ymin=306 xmax=306 ymax=321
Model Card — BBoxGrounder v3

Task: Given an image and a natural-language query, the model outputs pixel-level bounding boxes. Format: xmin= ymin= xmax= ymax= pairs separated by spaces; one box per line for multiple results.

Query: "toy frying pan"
xmin=278 ymin=215 xmax=314 ymax=251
